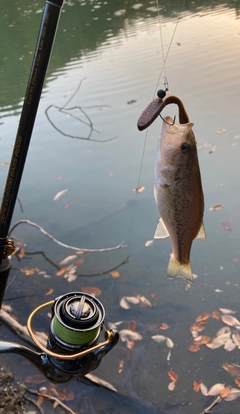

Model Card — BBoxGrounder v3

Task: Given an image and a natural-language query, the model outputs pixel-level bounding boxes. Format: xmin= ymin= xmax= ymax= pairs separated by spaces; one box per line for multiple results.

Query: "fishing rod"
xmin=0 ymin=0 xmax=118 ymax=382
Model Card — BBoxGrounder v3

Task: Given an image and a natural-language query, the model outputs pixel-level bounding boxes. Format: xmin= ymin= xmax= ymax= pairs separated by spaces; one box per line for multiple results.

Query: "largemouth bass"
xmin=138 ymin=93 xmax=206 ymax=282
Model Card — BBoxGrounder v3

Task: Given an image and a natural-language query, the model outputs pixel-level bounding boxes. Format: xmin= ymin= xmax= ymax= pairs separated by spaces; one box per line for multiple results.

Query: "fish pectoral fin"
xmin=154 ymin=218 xmax=169 ymax=239
xmin=167 ymin=255 xmax=193 ymax=283
xmin=195 ymin=222 xmax=207 ymax=239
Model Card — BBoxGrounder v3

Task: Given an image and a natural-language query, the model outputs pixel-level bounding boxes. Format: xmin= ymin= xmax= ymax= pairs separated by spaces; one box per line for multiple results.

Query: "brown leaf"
xmin=159 ymin=323 xmax=169 ymax=330
xmin=1 ymin=161 xmax=9 ymax=166
xmin=56 ymin=268 xmax=66 ymax=276
xmin=224 ymin=338 xmax=236 ymax=351
xmin=108 ymin=172 xmax=114 ymax=177
xmin=76 ymin=250 xmax=85 ymax=255
xmin=128 ymin=320 xmax=136 ymax=331
xmin=196 ymin=312 xmax=210 ymax=324
xmin=220 ymin=387 xmax=231 ymax=398
xmin=190 ymin=323 xmax=205 ymax=333
xmin=211 ymin=311 xmax=220 ymax=319
xmin=59 ymin=255 xmax=76 ymax=265
xmin=189 ymin=344 xmax=200 ymax=352
xmin=193 ymin=380 xmax=201 ymax=392
xmin=18 ymin=248 xmax=25 ymax=259
xmin=221 ymin=314 xmax=240 ymax=327
xmin=22 ymin=268 xmax=35 ymax=276
xmin=209 ymin=204 xmax=224 ymax=211
xmin=45 ymin=288 xmax=54 ymax=296
xmin=110 ymin=270 xmax=120 ymax=278
xmin=194 ymin=336 xmax=211 ymax=345
xmin=185 ymin=283 xmax=191 ymax=291
xmin=75 ymin=259 xmax=84 ymax=268
xmin=225 ymin=388 xmax=240 ymax=401
xmin=235 ymin=378 xmax=240 ymax=388
xmin=222 ymin=363 xmax=240 ymax=377
xmin=118 ymin=360 xmax=124 ymax=373
xmin=168 ymin=371 xmax=178 ymax=382
xmin=81 ymin=286 xmax=102 ymax=296
xmin=232 ymin=332 xmax=240 ymax=348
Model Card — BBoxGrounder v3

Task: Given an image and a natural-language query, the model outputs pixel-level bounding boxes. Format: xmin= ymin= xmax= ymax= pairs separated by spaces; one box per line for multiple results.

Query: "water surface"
xmin=0 ymin=0 xmax=240 ymax=412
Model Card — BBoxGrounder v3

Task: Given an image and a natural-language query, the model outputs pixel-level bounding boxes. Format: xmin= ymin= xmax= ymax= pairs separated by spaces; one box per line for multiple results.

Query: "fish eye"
xmin=181 ymin=142 xmax=190 ymax=153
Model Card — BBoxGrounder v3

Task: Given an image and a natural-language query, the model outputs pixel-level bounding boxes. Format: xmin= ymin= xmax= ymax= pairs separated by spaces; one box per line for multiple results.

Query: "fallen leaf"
xmin=224 ymin=338 xmax=236 ymax=351
xmin=207 ymin=383 xmax=225 ymax=396
xmin=232 ymin=258 xmax=239 ymax=262
xmin=222 ymin=221 xmax=232 ymax=231
xmin=64 ymin=204 xmax=69 ymax=209
xmin=215 ymin=289 xmax=223 ymax=293
xmin=220 ymin=387 xmax=231 ymax=398
xmin=145 ymin=240 xmax=154 ymax=247
xmin=212 ymin=311 xmax=220 ymax=319
xmin=108 ymin=172 xmax=114 ymax=177
xmin=124 ymin=296 xmax=140 ymax=304
xmin=59 ymin=255 xmax=77 ymax=265
xmin=209 ymin=204 xmax=224 ymax=211
xmin=118 ymin=360 xmax=124 ymax=373
xmin=194 ymin=336 xmax=211 ymax=345
xmin=119 ymin=329 xmax=142 ymax=341
xmin=45 ymin=288 xmax=54 ymax=296
xmin=128 ymin=320 xmax=136 ymax=331
xmin=168 ymin=371 xmax=178 ymax=382
xmin=53 ymin=189 xmax=68 ymax=201
xmin=216 ymin=128 xmax=226 ymax=134
xmin=167 ymin=350 xmax=171 ymax=361
xmin=225 ymin=388 xmax=240 ymax=401
xmin=75 ymin=259 xmax=84 ymax=267
xmin=133 ymin=185 xmax=145 ymax=193
xmin=217 ymin=326 xmax=231 ymax=337
xmin=193 ymin=380 xmax=201 ymax=392
xmin=190 ymin=323 xmax=205 ymax=333
xmin=127 ymin=100 xmax=136 ymax=104
xmin=56 ymin=268 xmax=66 ymax=276
xmin=168 ymin=381 xmax=175 ymax=391
xmin=110 ymin=270 xmax=120 ymax=278
xmin=18 ymin=248 xmax=25 ymax=259
xmin=206 ymin=333 xmax=230 ymax=349
xmin=235 ymin=378 xmax=240 ymax=387
xmin=81 ymin=286 xmax=102 ymax=296
xmin=138 ymin=295 xmax=152 ymax=307
xmin=189 ymin=344 xmax=200 ymax=352
xmin=232 ymin=332 xmax=240 ymax=348
xmin=185 ymin=283 xmax=191 ymax=291
xmin=196 ymin=312 xmax=210 ymax=324
xmin=120 ymin=297 xmax=130 ymax=309
xmin=200 ymin=382 xmax=208 ymax=396
xmin=57 ymin=176 xmax=62 ymax=180
xmin=159 ymin=323 xmax=169 ymax=330
xmin=22 ymin=268 xmax=35 ymax=276
xmin=166 ymin=337 xmax=174 ymax=348
xmin=1 ymin=161 xmax=9 ymax=166
xmin=151 ymin=335 xmax=166 ymax=343
xmin=222 ymin=363 xmax=240 ymax=377
xmin=76 ymin=250 xmax=85 ymax=255
xmin=221 ymin=314 xmax=240 ymax=327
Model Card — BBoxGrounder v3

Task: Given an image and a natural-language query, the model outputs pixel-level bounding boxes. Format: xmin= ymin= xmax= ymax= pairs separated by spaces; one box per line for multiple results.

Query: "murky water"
xmin=0 ymin=0 xmax=240 ymax=412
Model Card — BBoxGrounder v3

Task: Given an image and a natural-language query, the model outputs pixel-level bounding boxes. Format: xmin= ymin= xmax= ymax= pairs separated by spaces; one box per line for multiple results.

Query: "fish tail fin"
xmin=167 ymin=254 xmax=193 ymax=283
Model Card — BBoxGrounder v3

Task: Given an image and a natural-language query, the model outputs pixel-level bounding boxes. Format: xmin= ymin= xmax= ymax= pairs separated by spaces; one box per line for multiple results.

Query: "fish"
xmin=138 ymin=93 xmax=206 ymax=282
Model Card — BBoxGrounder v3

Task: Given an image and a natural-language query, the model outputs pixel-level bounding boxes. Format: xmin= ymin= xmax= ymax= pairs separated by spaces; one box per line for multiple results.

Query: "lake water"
xmin=0 ymin=0 xmax=240 ymax=413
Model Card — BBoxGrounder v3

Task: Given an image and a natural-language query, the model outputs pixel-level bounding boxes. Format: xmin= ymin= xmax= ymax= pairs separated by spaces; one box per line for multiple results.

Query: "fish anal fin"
xmin=195 ymin=222 xmax=207 ymax=239
xmin=167 ymin=254 xmax=193 ymax=283
xmin=154 ymin=218 xmax=169 ymax=239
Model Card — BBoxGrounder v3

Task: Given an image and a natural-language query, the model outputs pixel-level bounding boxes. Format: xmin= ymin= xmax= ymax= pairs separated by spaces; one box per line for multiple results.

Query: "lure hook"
xmin=159 ymin=113 xmax=176 ymax=126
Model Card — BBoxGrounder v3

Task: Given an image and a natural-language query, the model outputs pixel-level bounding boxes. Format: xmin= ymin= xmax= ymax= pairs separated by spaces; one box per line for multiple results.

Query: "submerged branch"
xmin=9 ymin=219 xmax=127 ymax=252
xmin=200 ymin=396 xmax=222 ymax=414
xmin=25 ymin=387 xmax=77 ymax=414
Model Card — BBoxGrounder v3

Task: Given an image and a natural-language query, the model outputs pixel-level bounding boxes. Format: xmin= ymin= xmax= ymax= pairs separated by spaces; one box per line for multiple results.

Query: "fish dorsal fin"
xmin=154 ymin=218 xmax=169 ymax=239
xmin=195 ymin=222 xmax=207 ymax=239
